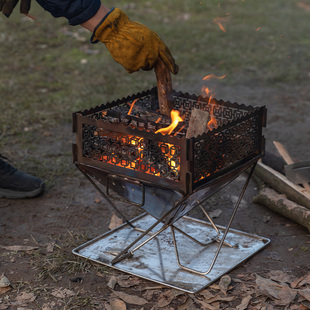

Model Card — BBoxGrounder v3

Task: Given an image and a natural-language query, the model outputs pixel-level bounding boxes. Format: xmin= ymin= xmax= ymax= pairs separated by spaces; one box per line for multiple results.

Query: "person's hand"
xmin=91 ymin=8 xmax=178 ymax=74
xmin=0 ymin=0 xmax=31 ymax=17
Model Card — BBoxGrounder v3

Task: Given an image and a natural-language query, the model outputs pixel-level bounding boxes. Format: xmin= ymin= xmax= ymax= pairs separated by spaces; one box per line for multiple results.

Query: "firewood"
xmin=253 ymin=186 xmax=310 ymax=233
xmin=273 ymin=141 xmax=310 ymax=192
xmin=253 ymin=162 xmax=310 ymax=210
xmin=186 ymin=108 xmax=210 ymax=138
xmin=155 ymin=59 xmax=174 ymax=116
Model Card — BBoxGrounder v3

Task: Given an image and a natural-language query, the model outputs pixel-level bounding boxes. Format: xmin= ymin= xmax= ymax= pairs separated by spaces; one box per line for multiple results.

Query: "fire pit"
xmin=72 ymin=87 xmax=270 ymax=292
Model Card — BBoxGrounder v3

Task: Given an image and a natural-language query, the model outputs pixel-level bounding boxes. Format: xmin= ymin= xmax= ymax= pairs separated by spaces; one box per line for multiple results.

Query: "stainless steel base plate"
xmin=73 ymin=214 xmax=270 ymax=293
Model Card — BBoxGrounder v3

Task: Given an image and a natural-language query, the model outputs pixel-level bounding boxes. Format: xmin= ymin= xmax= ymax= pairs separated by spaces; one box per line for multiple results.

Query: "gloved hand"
xmin=0 ymin=0 xmax=31 ymax=17
xmin=91 ymin=8 xmax=178 ymax=74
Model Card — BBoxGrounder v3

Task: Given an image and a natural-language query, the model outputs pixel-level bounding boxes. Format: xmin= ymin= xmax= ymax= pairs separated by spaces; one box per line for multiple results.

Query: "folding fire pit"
xmin=72 ymin=87 xmax=270 ymax=293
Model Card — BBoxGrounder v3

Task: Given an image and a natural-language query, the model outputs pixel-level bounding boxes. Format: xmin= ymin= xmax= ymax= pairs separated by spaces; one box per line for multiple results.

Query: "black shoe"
xmin=0 ymin=156 xmax=45 ymax=199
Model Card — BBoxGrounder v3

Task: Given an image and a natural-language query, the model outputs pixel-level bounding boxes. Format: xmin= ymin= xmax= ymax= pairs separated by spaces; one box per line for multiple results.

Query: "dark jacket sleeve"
xmin=35 ymin=0 xmax=101 ymax=26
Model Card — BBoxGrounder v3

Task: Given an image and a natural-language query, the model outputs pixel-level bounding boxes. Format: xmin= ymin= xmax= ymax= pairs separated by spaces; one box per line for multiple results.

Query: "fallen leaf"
xmin=256 ymin=274 xmax=283 ymax=299
xmin=0 ymin=275 xmax=10 ymax=287
xmin=112 ymin=291 xmax=148 ymax=306
xmin=14 ymin=292 xmax=36 ymax=305
xmin=50 ymin=288 xmax=75 ymax=298
xmin=0 ymin=245 xmax=38 ymax=252
xmin=219 ymin=275 xmax=231 ymax=295
xmin=0 ymin=286 xmax=11 ymax=295
xmin=108 ymin=213 xmax=124 ymax=230
xmin=178 ymin=297 xmax=198 ymax=310
xmin=299 ymin=288 xmax=310 ymax=302
xmin=46 ymin=242 xmax=55 ymax=253
xmin=117 ymin=275 xmax=142 ymax=288
xmin=157 ymin=290 xmax=184 ymax=308
xmin=236 ymin=295 xmax=252 ymax=310
xmin=107 ymin=276 xmax=117 ymax=290
xmin=255 ymin=275 xmax=297 ymax=306
xmin=269 ymin=270 xmax=294 ymax=284
xmin=192 ymin=297 xmax=218 ymax=310
xmin=110 ymin=298 xmax=126 ymax=310
xmin=291 ymin=274 xmax=310 ymax=289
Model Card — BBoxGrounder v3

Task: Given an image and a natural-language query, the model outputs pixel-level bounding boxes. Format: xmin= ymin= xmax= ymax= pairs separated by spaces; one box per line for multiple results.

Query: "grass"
xmin=1 ymin=0 xmax=309 ymax=179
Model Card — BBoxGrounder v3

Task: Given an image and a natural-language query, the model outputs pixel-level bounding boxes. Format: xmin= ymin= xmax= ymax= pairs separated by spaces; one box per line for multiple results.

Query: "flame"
xmin=155 ymin=110 xmax=183 ymax=135
xmin=213 ymin=17 xmax=227 ymax=32
xmin=127 ymin=99 xmax=138 ymax=116
xmin=201 ymin=74 xmax=227 ymax=131
xmin=203 ymin=74 xmax=227 ymax=81
xmin=256 ymin=27 xmax=261 ymax=31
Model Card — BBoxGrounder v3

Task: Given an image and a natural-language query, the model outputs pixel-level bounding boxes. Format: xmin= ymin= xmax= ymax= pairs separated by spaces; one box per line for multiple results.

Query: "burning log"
xmin=186 ymin=108 xmax=210 ymax=138
xmin=155 ymin=59 xmax=174 ymax=116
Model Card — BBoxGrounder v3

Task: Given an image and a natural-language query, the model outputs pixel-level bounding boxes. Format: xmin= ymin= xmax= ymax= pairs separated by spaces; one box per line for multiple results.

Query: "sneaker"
xmin=0 ymin=155 xmax=45 ymax=199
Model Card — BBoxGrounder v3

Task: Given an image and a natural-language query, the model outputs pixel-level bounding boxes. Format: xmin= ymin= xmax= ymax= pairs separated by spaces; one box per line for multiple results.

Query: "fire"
xmin=201 ymin=74 xmax=226 ymax=131
xmin=127 ymin=99 xmax=138 ymax=116
xmin=203 ymin=74 xmax=227 ymax=81
xmin=155 ymin=110 xmax=183 ymax=135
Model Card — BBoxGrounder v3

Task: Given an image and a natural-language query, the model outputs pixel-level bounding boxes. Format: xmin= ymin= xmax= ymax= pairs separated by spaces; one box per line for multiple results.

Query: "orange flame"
xmin=155 ymin=110 xmax=183 ymax=135
xmin=203 ymin=74 xmax=227 ymax=81
xmin=127 ymin=99 xmax=138 ymax=115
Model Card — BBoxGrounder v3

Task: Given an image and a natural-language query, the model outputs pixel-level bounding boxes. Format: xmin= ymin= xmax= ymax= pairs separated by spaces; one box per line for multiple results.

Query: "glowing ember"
xmin=203 ymin=74 xmax=227 ymax=81
xmin=127 ymin=99 xmax=138 ymax=116
xmin=213 ymin=17 xmax=226 ymax=32
xmin=155 ymin=110 xmax=183 ymax=135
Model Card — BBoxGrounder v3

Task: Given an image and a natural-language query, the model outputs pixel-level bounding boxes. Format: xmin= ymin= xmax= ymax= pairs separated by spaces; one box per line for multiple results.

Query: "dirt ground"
xmin=0 ymin=83 xmax=310 ymax=309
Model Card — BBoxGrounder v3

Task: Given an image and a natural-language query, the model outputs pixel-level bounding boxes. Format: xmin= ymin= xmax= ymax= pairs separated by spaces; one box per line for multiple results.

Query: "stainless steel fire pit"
xmin=72 ymin=88 xmax=270 ymax=293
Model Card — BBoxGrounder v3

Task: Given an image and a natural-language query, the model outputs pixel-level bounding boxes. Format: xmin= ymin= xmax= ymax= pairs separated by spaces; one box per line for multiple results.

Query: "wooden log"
xmin=155 ymin=58 xmax=174 ymax=116
xmin=253 ymin=187 xmax=310 ymax=233
xmin=273 ymin=141 xmax=310 ymax=192
xmin=256 ymin=161 xmax=310 ymax=206
xmin=186 ymin=108 xmax=210 ymax=138
xmin=253 ymin=162 xmax=310 ymax=210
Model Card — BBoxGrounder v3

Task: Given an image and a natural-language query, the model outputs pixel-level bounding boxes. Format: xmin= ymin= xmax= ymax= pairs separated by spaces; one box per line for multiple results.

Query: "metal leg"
xmin=170 ymin=163 xmax=257 ymax=276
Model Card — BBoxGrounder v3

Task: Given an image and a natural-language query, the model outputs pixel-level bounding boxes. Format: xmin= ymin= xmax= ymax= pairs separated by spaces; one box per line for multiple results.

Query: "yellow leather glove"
xmin=0 ymin=0 xmax=31 ymax=17
xmin=91 ymin=8 xmax=178 ymax=74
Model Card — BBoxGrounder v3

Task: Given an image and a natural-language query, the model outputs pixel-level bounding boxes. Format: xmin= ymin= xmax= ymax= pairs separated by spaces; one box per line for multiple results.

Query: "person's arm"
xmin=80 ymin=3 xmax=109 ymax=32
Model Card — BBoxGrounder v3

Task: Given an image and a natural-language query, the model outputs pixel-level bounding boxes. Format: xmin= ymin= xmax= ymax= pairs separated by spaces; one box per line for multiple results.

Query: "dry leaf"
xmin=117 ymin=275 xmax=142 ymax=288
xmin=256 ymin=275 xmax=283 ymax=299
xmin=50 ymin=288 xmax=75 ymax=298
xmin=269 ymin=270 xmax=294 ymax=284
xmin=256 ymin=275 xmax=297 ymax=306
xmin=0 ymin=286 xmax=11 ymax=295
xmin=15 ymin=292 xmax=36 ymax=305
xmin=219 ymin=275 xmax=231 ymax=295
xmin=110 ymin=298 xmax=127 ymax=310
xmin=112 ymin=291 xmax=148 ymax=306
xmin=107 ymin=276 xmax=118 ymax=290
xmin=192 ymin=297 xmax=218 ymax=310
xmin=0 ymin=275 xmax=10 ymax=287
xmin=157 ymin=290 xmax=184 ymax=308
xmin=108 ymin=213 xmax=124 ymax=230
xmin=292 ymin=274 xmax=310 ymax=288
xmin=299 ymin=288 xmax=310 ymax=302
xmin=46 ymin=242 xmax=55 ymax=253
xmin=236 ymin=295 xmax=252 ymax=310
xmin=0 ymin=245 xmax=38 ymax=252
xmin=178 ymin=297 xmax=198 ymax=310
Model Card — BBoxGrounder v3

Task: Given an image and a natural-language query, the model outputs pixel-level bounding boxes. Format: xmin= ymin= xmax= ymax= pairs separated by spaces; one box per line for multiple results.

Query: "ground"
xmin=0 ymin=83 xmax=310 ymax=310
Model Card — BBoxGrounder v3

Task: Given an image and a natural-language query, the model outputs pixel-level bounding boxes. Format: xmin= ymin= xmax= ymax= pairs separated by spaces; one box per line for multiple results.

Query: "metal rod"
xmin=170 ymin=163 xmax=257 ymax=276
xmin=78 ymin=168 xmax=135 ymax=229
xmin=111 ymin=194 xmax=190 ymax=265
